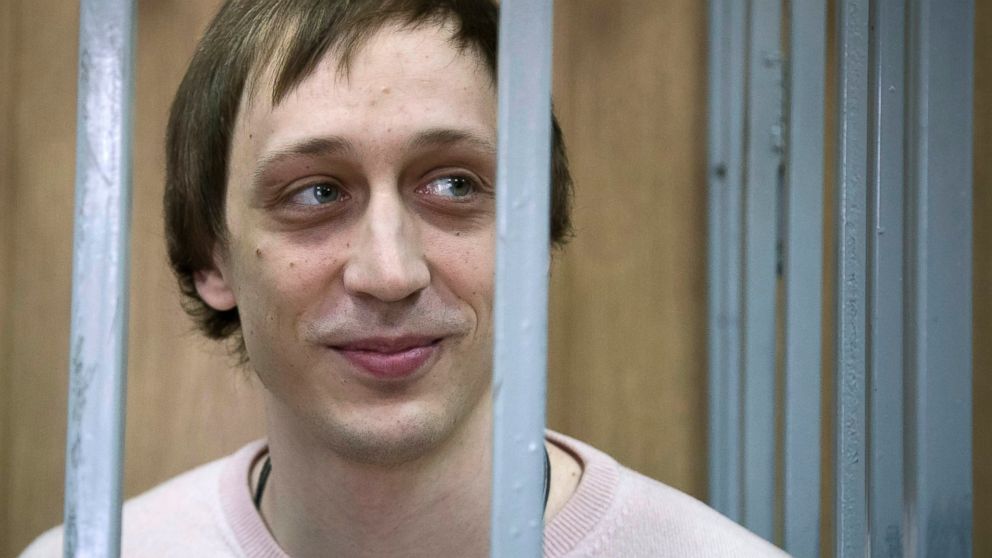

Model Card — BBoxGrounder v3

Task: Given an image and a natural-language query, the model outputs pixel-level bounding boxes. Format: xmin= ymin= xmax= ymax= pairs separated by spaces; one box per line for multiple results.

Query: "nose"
xmin=343 ymin=190 xmax=430 ymax=302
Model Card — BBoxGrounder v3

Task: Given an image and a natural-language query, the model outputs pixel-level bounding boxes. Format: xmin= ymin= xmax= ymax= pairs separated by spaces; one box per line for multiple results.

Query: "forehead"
xmin=233 ymin=23 xmax=496 ymax=161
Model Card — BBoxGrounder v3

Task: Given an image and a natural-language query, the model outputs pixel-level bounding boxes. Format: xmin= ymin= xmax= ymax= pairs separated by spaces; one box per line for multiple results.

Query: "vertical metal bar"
xmin=867 ymin=0 xmax=906 ymax=555
xmin=724 ymin=0 xmax=747 ymax=524
xmin=781 ymin=0 xmax=825 ymax=554
xmin=490 ymin=1 xmax=553 ymax=556
xmin=63 ymin=0 xmax=136 ymax=556
xmin=723 ymin=0 xmax=747 ymax=524
xmin=741 ymin=0 xmax=782 ymax=541
xmin=706 ymin=0 xmax=727 ymax=517
xmin=904 ymin=0 xmax=974 ymax=555
xmin=707 ymin=0 xmax=747 ymax=524
xmin=707 ymin=0 xmax=730 ymax=519
xmin=834 ymin=0 xmax=870 ymax=555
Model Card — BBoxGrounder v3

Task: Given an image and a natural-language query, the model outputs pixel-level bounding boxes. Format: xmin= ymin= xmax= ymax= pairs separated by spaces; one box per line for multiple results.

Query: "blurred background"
xmin=0 ymin=1 xmax=988 ymax=557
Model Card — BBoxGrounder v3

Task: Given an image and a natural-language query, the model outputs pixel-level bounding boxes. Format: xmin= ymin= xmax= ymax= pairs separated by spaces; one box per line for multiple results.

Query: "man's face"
xmin=196 ymin=23 xmax=497 ymax=463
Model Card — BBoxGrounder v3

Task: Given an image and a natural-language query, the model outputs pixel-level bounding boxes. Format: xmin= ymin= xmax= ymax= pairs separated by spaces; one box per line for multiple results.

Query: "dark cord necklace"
xmin=253 ymin=456 xmax=272 ymax=509
xmin=253 ymin=446 xmax=553 ymax=515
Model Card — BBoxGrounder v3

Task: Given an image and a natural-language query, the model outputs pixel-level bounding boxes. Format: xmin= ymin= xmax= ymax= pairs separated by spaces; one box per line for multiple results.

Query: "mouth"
xmin=332 ymin=336 xmax=443 ymax=380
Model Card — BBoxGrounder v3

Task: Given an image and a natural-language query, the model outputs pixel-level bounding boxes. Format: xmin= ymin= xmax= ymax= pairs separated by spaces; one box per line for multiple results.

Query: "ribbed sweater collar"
xmin=218 ymin=432 xmax=620 ymax=557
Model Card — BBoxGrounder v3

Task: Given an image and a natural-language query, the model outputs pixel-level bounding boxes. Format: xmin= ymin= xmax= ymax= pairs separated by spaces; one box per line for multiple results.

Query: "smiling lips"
xmin=333 ymin=336 xmax=441 ymax=379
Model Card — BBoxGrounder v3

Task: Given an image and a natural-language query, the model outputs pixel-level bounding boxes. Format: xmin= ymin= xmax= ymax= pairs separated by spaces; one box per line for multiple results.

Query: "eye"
xmin=290 ymin=182 xmax=345 ymax=206
xmin=421 ymin=175 xmax=476 ymax=199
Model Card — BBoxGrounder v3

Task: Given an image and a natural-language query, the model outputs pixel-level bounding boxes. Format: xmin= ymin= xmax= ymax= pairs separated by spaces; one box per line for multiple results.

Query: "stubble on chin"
xmin=297 ymin=400 xmax=468 ymax=467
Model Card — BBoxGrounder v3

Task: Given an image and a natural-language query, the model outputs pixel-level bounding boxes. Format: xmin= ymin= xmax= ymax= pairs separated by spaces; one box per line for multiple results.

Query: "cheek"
xmin=429 ymin=231 xmax=495 ymax=316
xmin=230 ymin=239 xmax=339 ymax=333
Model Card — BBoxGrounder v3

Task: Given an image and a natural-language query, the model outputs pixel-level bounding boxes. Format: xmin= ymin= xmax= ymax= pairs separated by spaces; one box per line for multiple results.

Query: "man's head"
xmin=164 ymin=0 xmax=573 ymax=359
xmin=163 ymin=0 xmax=572 ymax=463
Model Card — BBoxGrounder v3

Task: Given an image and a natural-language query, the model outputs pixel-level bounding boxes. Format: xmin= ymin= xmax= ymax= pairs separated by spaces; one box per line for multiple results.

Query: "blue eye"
xmin=426 ymin=176 xmax=475 ymax=198
xmin=292 ymin=183 xmax=343 ymax=206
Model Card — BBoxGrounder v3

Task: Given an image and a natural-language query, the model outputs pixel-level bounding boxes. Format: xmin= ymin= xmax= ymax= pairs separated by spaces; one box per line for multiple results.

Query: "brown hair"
xmin=165 ymin=0 xmax=573 ymax=356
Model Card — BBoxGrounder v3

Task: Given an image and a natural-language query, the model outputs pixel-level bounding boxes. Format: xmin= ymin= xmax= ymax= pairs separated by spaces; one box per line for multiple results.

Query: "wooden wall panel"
xmin=3 ymin=1 xmax=79 ymax=555
xmin=974 ymin=1 xmax=990 ymax=555
xmin=547 ymin=0 xmax=708 ymax=496
xmin=0 ymin=0 xmax=15 ymax=552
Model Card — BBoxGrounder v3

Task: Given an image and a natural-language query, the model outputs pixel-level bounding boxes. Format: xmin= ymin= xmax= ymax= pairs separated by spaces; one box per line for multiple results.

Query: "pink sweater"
xmin=22 ymin=432 xmax=787 ymax=557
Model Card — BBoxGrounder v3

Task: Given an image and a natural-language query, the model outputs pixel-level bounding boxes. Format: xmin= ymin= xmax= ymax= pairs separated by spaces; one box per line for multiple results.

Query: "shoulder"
xmin=609 ymin=467 xmax=789 ymax=557
xmin=544 ymin=431 xmax=789 ymax=558
xmin=18 ymin=441 xmax=265 ymax=558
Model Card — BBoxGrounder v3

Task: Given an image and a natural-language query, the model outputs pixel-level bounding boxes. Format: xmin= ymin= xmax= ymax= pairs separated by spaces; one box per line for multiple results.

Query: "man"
xmin=24 ymin=1 xmax=787 ymax=556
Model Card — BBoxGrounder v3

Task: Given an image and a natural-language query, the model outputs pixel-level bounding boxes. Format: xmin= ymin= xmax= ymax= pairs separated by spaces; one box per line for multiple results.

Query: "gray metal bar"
xmin=834 ymin=0 xmax=870 ymax=555
xmin=867 ymin=0 xmax=906 ymax=555
xmin=740 ymin=0 xmax=782 ymax=541
xmin=904 ymin=0 xmax=974 ymax=555
xmin=781 ymin=0 xmax=825 ymax=554
xmin=706 ymin=0 xmax=746 ymax=522
xmin=721 ymin=0 xmax=747 ymax=524
xmin=490 ymin=1 xmax=553 ymax=556
xmin=62 ymin=0 xmax=136 ymax=556
xmin=706 ymin=0 xmax=727 ymax=518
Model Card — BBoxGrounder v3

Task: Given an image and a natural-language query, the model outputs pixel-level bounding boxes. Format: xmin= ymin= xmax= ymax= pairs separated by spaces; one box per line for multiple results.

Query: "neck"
xmin=259 ymin=397 xmax=494 ymax=558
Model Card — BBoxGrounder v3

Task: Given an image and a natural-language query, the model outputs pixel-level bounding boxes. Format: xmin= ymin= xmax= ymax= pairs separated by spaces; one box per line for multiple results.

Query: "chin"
xmin=307 ymin=401 xmax=467 ymax=466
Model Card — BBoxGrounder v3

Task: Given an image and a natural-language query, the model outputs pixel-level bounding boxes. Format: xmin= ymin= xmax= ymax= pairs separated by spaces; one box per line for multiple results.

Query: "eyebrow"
xmin=252 ymin=136 xmax=355 ymax=185
xmin=406 ymin=128 xmax=496 ymax=155
xmin=251 ymin=127 xmax=496 ymax=188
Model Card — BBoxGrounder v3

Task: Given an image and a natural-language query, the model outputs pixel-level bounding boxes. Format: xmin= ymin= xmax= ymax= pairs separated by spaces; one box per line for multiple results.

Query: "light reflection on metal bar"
xmin=62 ymin=0 xmax=136 ymax=556
xmin=741 ymin=0 xmax=782 ymax=541
xmin=904 ymin=0 xmax=974 ymax=554
xmin=489 ymin=1 xmax=553 ymax=557
xmin=834 ymin=0 xmax=870 ymax=555
xmin=706 ymin=0 xmax=746 ymax=524
xmin=867 ymin=0 xmax=906 ymax=554
xmin=781 ymin=0 xmax=825 ymax=554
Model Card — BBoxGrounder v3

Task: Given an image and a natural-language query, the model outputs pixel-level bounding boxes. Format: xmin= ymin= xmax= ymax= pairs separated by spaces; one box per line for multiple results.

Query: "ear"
xmin=194 ymin=263 xmax=237 ymax=311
